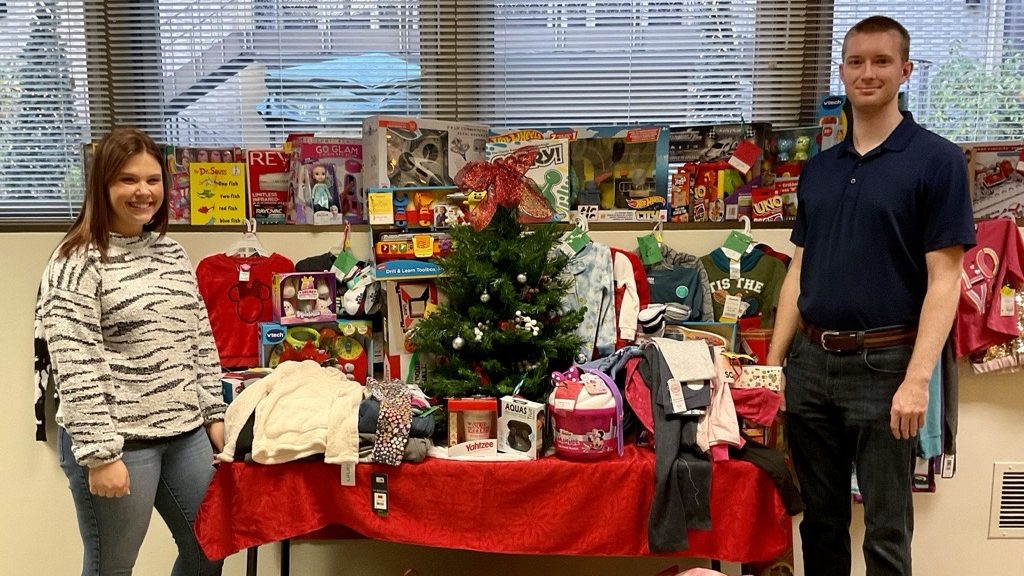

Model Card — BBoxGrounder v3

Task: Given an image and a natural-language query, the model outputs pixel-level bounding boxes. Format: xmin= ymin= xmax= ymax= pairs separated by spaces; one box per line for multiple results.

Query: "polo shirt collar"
xmin=836 ymin=110 xmax=917 ymax=158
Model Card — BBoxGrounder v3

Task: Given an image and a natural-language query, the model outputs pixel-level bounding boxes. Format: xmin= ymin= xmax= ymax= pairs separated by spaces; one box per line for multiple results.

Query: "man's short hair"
xmin=843 ymin=15 xmax=911 ymax=63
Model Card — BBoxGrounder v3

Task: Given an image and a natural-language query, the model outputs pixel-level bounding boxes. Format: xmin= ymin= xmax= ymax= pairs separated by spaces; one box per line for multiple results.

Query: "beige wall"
xmin=5 ymin=227 xmax=1023 ymax=575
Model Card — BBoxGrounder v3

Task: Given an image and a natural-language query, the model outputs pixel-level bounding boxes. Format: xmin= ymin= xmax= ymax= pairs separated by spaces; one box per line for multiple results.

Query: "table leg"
xmin=281 ymin=539 xmax=291 ymax=576
xmin=246 ymin=547 xmax=258 ymax=576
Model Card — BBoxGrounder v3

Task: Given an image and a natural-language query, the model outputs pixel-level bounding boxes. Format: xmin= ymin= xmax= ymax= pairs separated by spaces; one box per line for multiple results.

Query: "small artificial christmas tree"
xmin=408 ymin=150 xmax=586 ymax=402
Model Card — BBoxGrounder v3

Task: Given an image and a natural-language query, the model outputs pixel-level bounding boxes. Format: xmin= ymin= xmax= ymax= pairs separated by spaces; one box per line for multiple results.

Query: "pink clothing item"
xmin=729 ymin=387 xmax=781 ymax=427
xmin=677 ymin=569 xmax=729 ymax=576
xmin=953 ymin=218 xmax=1024 ymax=357
xmin=697 ymin=347 xmax=744 ymax=460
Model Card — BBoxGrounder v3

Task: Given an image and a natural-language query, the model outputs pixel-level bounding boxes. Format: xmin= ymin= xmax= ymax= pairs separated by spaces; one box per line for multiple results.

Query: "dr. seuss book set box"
xmin=361 ymin=115 xmax=489 ymax=189
xmin=490 ymin=125 xmax=670 ymax=222
xmin=289 ymin=137 xmax=364 ymax=225
xmin=188 ymin=162 xmax=247 ymax=225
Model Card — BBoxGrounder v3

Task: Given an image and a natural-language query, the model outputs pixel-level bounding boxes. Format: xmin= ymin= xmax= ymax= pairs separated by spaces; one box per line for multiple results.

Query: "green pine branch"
xmin=409 ymin=205 xmax=586 ymax=401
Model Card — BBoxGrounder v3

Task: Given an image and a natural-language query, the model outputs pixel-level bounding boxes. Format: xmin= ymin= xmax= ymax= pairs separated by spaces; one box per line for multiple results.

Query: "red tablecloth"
xmin=195 ymin=446 xmax=791 ymax=563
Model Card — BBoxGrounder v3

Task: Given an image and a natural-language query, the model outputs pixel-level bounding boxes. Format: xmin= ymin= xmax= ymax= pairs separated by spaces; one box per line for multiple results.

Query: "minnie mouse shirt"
xmin=197 ymin=252 xmax=294 ymax=368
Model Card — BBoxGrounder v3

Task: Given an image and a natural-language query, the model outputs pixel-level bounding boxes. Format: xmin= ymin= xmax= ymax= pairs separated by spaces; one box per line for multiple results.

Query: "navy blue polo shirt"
xmin=791 ymin=112 xmax=975 ymax=331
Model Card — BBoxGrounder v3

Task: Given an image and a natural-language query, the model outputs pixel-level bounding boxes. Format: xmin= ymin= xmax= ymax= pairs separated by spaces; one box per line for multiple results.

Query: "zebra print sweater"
xmin=37 ymin=232 xmax=226 ymax=467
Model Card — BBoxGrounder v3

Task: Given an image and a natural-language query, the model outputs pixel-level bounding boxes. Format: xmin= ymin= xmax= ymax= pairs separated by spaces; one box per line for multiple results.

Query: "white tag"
xmin=667 ymin=378 xmax=688 ymax=413
xmin=581 ymin=374 xmax=608 ymax=396
xmin=729 ymin=259 xmax=741 ymax=280
xmin=1000 ymin=286 xmax=1015 ymax=317
xmin=554 ymin=398 xmax=576 ymax=410
xmin=340 ymin=462 xmax=356 ymax=486
xmin=238 ymin=264 xmax=250 ymax=282
xmin=941 ymin=454 xmax=956 ymax=478
xmin=721 ymin=294 xmax=743 ymax=323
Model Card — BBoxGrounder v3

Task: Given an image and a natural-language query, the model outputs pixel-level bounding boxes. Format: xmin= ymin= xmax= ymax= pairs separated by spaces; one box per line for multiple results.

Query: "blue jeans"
xmin=784 ymin=331 xmax=916 ymax=576
xmin=59 ymin=426 xmax=223 ymax=576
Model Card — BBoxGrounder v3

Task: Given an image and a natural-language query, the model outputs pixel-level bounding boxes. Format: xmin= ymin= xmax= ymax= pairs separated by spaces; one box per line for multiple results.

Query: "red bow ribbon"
xmin=455 ymin=145 xmax=555 ymax=231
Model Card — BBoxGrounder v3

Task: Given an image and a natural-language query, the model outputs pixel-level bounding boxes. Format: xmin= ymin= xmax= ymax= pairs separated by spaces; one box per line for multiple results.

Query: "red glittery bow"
xmin=455 ymin=145 xmax=555 ymax=231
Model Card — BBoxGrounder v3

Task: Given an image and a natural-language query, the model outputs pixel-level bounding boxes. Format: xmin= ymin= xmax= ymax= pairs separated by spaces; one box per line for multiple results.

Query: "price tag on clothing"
xmin=729 ymin=259 xmax=741 ymax=280
xmin=581 ymin=373 xmax=608 ymax=396
xmin=721 ymin=294 xmax=743 ymax=323
xmin=340 ymin=462 xmax=356 ymax=486
xmin=721 ymin=230 xmax=753 ymax=261
xmin=238 ymin=264 xmax=250 ymax=282
xmin=637 ymin=234 xmax=662 ymax=265
xmin=1000 ymin=286 xmax=1016 ymax=317
xmin=560 ymin=226 xmax=590 ymax=256
xmin=666 ymin=378 xmax=689 ymax=413
xmin=371 ymin=473 xmax=389 ymax=516
xmin=332 ymin=250 xmax=359 ymax=281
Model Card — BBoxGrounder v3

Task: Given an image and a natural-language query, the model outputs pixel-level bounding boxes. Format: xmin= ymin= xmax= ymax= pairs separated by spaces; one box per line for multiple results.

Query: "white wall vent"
xmin=989 ymin=462 xmax=1024 ymax=538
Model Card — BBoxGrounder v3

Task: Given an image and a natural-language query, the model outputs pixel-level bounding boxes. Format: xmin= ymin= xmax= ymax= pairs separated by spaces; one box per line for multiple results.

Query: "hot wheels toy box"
xmin=362 ymin=115 xmax=490 ymax=190
xmin=489 ymin=125 xmax=670 ymax=222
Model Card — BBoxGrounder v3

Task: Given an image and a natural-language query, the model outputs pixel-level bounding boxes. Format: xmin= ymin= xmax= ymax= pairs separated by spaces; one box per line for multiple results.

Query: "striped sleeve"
xmin=41 ymin=253 xmax=123 ymax=467
xmin=195 ymin=289 xmax=227 ymax=422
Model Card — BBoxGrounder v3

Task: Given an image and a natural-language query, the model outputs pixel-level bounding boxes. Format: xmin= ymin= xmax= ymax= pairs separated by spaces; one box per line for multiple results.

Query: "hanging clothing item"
xmin=646 ymin=266 xmax=704 ymax=324
xmin=197 ymin=252 xmax=294 ymax=368
xmin=365 ymin=378 xmax=413 ymax=466
xmin=639 ymin=344 xmax=712 ymax=553
xmin=953 ymin=218 xmax=1024 ymax=358
xmin=642 ymin=245 xmax=714 ymax=322
xmin=563 ymin=241 xmax=616 ymax=359
xmin=700 ymin=247 xmax=786 ymax=328
xmin=610 ymin=248 xmax=648 ymax=344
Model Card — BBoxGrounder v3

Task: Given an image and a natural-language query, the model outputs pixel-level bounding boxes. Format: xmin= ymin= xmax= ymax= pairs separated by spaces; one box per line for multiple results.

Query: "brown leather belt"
xmin=800 ymin=321 xmax=917 ymax=353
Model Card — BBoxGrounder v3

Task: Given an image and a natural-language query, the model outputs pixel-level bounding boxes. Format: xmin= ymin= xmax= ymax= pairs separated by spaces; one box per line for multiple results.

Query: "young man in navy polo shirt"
xmin=766 ymin=15 xmax=975 ymax=576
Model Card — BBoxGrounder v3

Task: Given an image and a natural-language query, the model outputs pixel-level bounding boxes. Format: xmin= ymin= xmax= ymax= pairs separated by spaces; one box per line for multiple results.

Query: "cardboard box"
xmin=961 ymin=141 xmax=1024 ymax=219
xmin=289 ymin=137 xmax=364 ymax=225
xmin=246 ymin=148 xmax=291 ymax=225
xmin=447 ymin=397 xmax=499 ymax=457
xmin=258 ymin=319 xmax=373 ymax=383
xmin=490 ymin=125 xmax=670 ymax=222
xmin=272 ymin=272 xmax=337 ymax=325
xmin=362 ymin=115 xmax=489 ymax=190
xmin=668 ymin=122 xmax=770 ymax=166
xmin=497 ymin=396 xmax=546 ymax=459
xmin=485 ymin=138 xmax=571 ymax=222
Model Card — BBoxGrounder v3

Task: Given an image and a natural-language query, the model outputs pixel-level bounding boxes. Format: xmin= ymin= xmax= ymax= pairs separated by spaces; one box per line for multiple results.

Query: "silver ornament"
xmin=480 ymin=291 xmax=491 ymax=303
xmin=452 ymin=336 xmax=465 ymax=350
xmin=517 ymin=273 xmax=528 ymax=284
xmin=575 ymin=352 xmax=588 ymax=364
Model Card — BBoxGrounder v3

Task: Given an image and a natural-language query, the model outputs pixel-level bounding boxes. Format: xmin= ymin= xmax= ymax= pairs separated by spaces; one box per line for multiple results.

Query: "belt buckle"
xmin=819 ymin=330 xmax=845 ymax=352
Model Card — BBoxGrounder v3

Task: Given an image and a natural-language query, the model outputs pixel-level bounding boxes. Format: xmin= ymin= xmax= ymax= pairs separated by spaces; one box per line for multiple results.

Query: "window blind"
xmin=2 ymin=1 xmax=1023 ymax=223
xmin=813 ymin=0 xmax=1024 ymax=142
xmin=0 ymin=1 xmax=88 ymax=222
